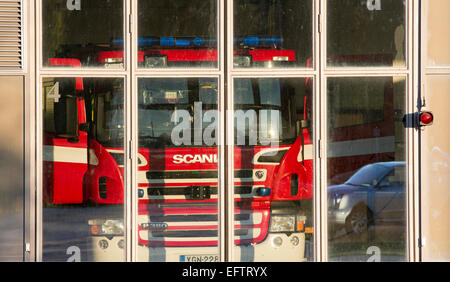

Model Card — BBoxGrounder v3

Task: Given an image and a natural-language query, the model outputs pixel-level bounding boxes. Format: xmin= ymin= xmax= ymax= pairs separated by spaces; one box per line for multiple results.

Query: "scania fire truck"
xmin=43 ymin=35 xmax=314 ymax=261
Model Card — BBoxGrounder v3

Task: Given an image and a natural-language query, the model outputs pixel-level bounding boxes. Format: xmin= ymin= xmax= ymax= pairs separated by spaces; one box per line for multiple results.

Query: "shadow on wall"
xmin=0 ymin=76 xmax=24 ymax=261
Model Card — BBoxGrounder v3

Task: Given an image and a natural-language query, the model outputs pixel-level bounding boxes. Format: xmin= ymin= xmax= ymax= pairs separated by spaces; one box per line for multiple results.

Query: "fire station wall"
xmin=421 ymin=0 xmax=450 ymax=261
xmin=421 ymin=77 xmax=450 ymax=261
xmin=423 ymin=0 xmax=450 ymax=66
xmin=0 ymin=76 xmax=24 ymax=261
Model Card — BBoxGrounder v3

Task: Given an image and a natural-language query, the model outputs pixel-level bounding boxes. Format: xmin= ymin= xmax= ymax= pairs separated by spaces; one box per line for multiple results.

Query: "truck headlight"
xmin=89 ymin=219 xmax=124 ymax=236
xmin=145 ymin=55 xmax=168 ymax=68
xmin=233 ymin=55 xmax=251 ymax=67
xmin=269 ymin=215 xmax=296 ymax=233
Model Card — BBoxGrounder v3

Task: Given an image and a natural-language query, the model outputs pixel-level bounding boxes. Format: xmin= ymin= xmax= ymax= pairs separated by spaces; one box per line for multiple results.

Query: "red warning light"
xmin=419 ymin=111 xmax=434 ymax=126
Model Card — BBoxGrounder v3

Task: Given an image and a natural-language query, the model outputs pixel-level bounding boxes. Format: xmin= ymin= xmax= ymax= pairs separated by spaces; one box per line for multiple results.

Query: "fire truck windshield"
xmin=234 ymin=78 xmax=296 ymax=147
xmin=95 ymin=77 xmax=297 ymax=148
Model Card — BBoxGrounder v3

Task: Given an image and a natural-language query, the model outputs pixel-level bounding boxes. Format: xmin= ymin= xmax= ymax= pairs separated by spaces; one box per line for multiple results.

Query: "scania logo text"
xmin=173 ymin=154 xmax=218 ymax=164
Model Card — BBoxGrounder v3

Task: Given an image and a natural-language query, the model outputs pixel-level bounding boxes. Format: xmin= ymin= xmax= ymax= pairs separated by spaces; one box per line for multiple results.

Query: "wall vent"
xmin=0 ymin=0 xmax=22 ymax=70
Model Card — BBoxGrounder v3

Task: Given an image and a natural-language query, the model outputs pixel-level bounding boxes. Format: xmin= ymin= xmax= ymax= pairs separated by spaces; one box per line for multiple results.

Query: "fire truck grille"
xmin=148 ymin=213 xmax=250 ymax=222
xmin=137 ymin=203 xmax=269 ymax=247
xmin=146 ymin=170 xmax=254 ymax=180
xmin=138 ymin=169 xmax=268 ymax=200
xmin=146 ymin=186 xmax=251 ymax=196
xmin=140 ymin=186 xmax=254 ymax=200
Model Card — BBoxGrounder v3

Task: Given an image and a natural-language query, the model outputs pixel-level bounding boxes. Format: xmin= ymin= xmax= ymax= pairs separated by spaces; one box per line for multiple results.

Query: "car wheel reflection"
xmin=345 ymin=206 xmax=373 ymax=234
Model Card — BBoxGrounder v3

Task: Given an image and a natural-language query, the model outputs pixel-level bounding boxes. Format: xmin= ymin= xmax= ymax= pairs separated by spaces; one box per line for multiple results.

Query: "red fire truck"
xmin=43 ymin=36 xmax=314 ymax=261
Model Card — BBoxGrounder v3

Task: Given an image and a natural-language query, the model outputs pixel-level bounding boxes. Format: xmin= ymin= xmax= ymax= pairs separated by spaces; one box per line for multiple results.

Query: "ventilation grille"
xmin=0 ymin=0 xmax=22 ymax=70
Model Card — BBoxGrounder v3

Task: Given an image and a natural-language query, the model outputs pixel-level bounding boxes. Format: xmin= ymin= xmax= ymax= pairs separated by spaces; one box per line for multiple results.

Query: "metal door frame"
xmin=30 ymin=0 xmax=420 ymax=262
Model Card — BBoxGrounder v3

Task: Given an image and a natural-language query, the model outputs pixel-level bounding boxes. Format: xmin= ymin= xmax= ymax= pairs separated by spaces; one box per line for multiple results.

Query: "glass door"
xmin=230 ymin=0 xmax=316 ymax=262
xmin=39 ymin=0 xmax=127 ymax=262
xmin=132 ymin=0 xmax=221 ymax=262
xmin=324 ymin=0 xmax=411 ymax=262
xmin=36 ymin=0 xmax=415 ymax=262
xmin=128 ymin=0 xmax=317 ymax=262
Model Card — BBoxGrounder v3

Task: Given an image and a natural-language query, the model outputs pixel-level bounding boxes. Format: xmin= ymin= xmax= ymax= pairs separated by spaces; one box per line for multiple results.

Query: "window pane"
xmin=233 ymin=77 xmax=314 ymax=261
xmin=138 ymin=0 xmax=217 ymax=68
xmin=327 ymin=76 xmax=407 ymax=262
xmin=136 ymin=78 xmax=219 ymax=261
xmin=42 ymin=0 xmax=124 ymax=68
xmin=234 ymin=0 xmax=313 ymax=68
xmin=42 ymin=77 xmax=125 ymax=261
xmin=327 ymin=0 xmax=406 ymax=67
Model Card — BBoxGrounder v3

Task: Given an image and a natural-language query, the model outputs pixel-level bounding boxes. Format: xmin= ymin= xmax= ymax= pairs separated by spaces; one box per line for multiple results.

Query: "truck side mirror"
xmin=79 ymin=122 xmax=90 ymax=133
xmin=54 ymin=95 xmax=79 ymax=140
xmin=296 ymin=119 xmax=310 ymax=136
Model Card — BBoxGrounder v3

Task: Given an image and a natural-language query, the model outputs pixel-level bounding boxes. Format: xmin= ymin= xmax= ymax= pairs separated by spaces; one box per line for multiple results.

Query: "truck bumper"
xmin=88 ymin=232 xmax=306 ymax=262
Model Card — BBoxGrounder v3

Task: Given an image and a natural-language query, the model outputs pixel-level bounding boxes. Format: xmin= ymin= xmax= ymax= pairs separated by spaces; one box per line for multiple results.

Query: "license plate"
xmin=104 ymin=63 xmax=124 ymax=69
xmin=165 ymin=91 xmax=178 ymax=99
xmin=180 ymin=254 xmax=219 ymax=262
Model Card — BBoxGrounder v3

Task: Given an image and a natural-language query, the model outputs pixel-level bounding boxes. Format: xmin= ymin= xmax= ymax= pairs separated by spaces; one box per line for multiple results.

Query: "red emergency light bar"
xmin=95 ymin=48 xmax=295 ymax=66
xmin=52 ymin=38 xmax=295 ymax=69
xmin=145 ymin=49 xmax=217 ymax=62
xmin=246 ymin=49 xmax=295 ymax=62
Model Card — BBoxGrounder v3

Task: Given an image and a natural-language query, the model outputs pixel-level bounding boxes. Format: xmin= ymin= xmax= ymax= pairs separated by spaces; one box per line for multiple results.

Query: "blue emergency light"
xmin=111 ymin=36 xmax=282 ymax=48
xmin=111 ymin=37 xmax=217 ymax=47
xmin=237 ymin=36 xmax=282 ymax=47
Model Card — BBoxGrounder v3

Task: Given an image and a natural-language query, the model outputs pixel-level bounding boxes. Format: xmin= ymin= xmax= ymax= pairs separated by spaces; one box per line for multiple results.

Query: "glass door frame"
xmin=224 ymin=0 xmax=321 ymax=262
xmin=318 ymin=0 xmax=420 ymax=262
xmin=128 ymin=0 xmax=226 ymax=262
xmin=35 ymin=0 xmax=133 ymax=261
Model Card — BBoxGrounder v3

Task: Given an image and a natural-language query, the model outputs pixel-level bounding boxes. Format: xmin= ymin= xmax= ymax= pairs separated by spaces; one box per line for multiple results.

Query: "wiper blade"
xmin=139 ymin=135 xmax=158 ymax=139
xmin=345 ymin=182 xmax=366 ymax=187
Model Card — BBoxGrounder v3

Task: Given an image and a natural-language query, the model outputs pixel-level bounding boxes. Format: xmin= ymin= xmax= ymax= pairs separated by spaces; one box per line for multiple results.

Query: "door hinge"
xmin=421 ymin=83 xmax=426 ymax=108
xmin=129 ymin=14 xmax=133 ymax=34
xmin=418 ymin=237 xmax=426 ymax=248
xmin=128 ymin=139 xmax=133 ymax=160
xmin=318 ymin=139 xmax=322 ymax=159
xmin=318 ymin=14 xmax=322 ymax=33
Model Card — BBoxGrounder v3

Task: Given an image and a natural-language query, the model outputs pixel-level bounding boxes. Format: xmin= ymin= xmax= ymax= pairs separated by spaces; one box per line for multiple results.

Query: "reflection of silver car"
xmin=328 ymin=162 xmax=406 ymax=234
